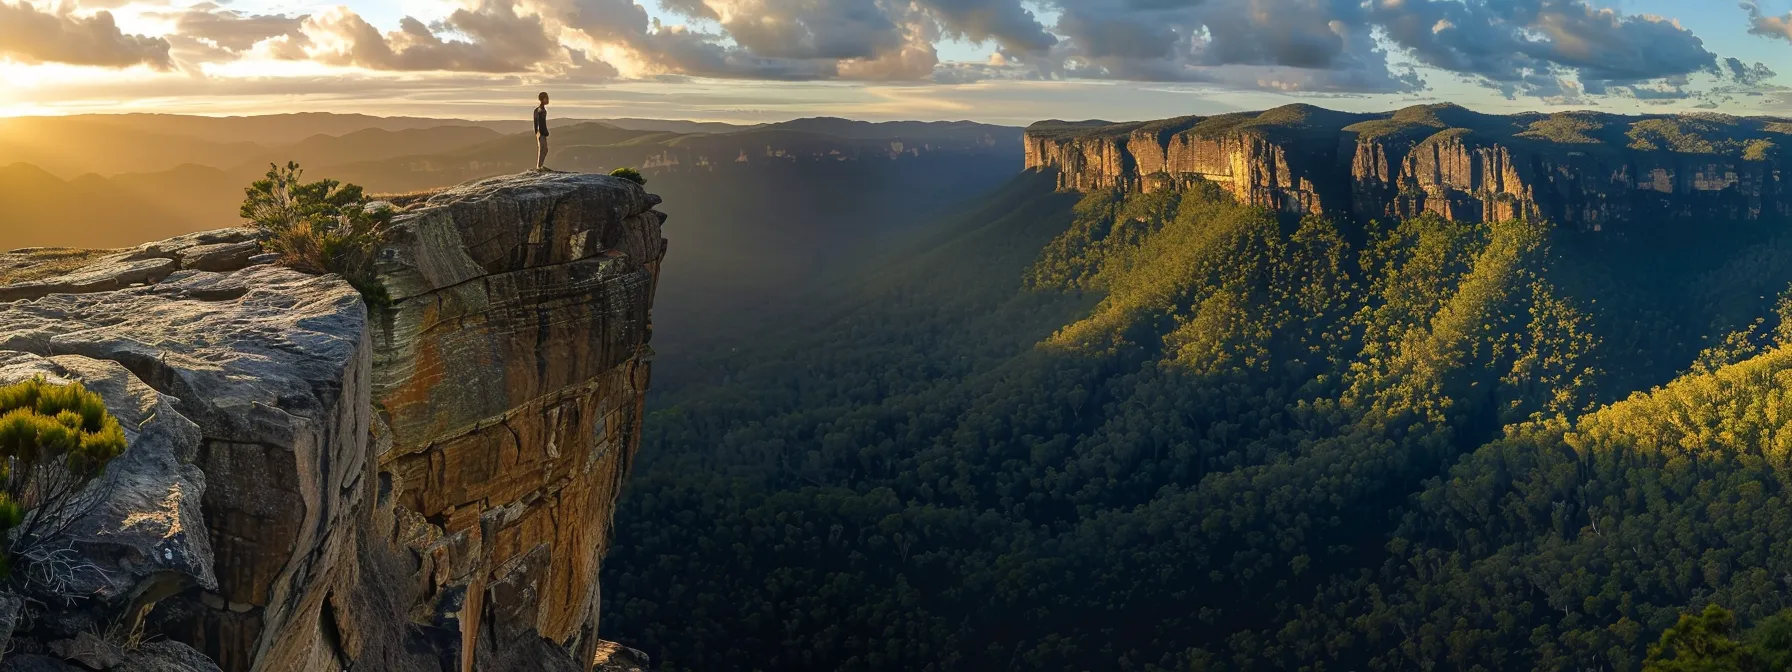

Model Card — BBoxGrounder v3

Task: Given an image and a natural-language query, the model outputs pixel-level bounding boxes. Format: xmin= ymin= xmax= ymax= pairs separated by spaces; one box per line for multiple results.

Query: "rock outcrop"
xmin=1026 ymin=104 xmax=1792 ymax=231
xmin=371 ymin=172 xmax=665 ymax=669
xmin=0 ymin=170 xmax=666 ymax=671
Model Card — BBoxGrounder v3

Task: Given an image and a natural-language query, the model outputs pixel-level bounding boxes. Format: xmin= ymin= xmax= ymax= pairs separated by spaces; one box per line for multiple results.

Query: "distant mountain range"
xmin=0 ymin=113 xmax=1022 ymax=250
xmin=0 ymin=113 xmax=1016 ymax=182
xmin=0 ymin=112 xmax=1026 ymax=398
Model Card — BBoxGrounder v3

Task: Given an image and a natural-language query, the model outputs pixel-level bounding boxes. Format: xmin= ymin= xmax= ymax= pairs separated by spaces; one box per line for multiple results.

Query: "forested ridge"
xmin=599 ymin=169 xmax=1792 ymax=671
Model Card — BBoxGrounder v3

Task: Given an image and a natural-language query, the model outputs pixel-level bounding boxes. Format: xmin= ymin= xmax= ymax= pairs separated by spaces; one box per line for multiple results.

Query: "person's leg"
xmin=537 ymin=135 xmax=549 ymax=169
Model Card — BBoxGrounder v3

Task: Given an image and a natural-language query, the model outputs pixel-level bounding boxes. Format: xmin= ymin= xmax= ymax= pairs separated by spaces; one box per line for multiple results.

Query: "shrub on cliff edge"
xmin=0 ymin=377 xmax=126 ymax=578
xmin=610 ymin=167 xmax=647 ymax=186
xmin=241 ymin=162 xmax=393 ymax=309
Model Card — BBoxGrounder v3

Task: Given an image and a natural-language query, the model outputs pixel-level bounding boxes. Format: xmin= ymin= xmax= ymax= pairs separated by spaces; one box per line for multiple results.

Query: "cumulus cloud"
xmin=134 ymin=2 xmax=304 ymax=68
xmin=1366 ymin=0 xmax=1761 ymax=97
xmin=539 ymin=0 xmax=1781 ymax=94
xmin=20 ymin=0 xmax=1775 ymax=101
xmin=170 ymin=4 xmax=304 ymax=52
xmin=537 ymin=0 xmax=835 ymax=79
xmin=1744 ymin=1 xmax=1792 ymax=42
xmin=535 ymin=0 xmax=1783 ymax=96
xmin=1725 ymin=57 xmax=1777 ymax=87
xmin=531 ymin=0 xmax=916 ymax=80
xmin=835 ymin=11 xmax=943 ymax=79
xmin=296 ymin=1 xmax=560 ymax=72
xmin=918 ymin=0 xmax=1057 ymax=53
xmin=712 ymin=0 xmax=905 ymax=60
xmin=0 ymin=1 xmax=172 ymax=68
xmin=638 ymin=24 xmax=841 ymax=79
xmin=1043 ymin=0 xmax=1423 ymax=93
xmin=1032 ymin=0 xmax=1775 ymax=97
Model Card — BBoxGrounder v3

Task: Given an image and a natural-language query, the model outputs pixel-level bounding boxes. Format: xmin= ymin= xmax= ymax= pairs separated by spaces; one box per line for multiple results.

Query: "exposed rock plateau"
xmin=0 ymin=170 xmax=666 ymax=671
xmin=1026 ymin=104 xmax=1792 ymax=231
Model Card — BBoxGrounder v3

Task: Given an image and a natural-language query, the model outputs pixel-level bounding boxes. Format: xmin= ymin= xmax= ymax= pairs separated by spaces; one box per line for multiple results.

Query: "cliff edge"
xmin=1026 ymin=104 xmax=1792 ymax=231
xmin=0 ymin=170 xmax=665 ymax=671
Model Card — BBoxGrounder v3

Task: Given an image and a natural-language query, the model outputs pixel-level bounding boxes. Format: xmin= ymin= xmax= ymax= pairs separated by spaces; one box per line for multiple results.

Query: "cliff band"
xmin=1025 ymin=104 xmax=1792 ymax=231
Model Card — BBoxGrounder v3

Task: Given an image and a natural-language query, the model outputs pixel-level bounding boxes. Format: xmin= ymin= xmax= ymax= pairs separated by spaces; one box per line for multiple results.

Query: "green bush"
xmin=0 ymin=377 xmax=127 ymax=577
xmin=609 ymin=167 xmax=647 ymax=186
xmin=1644 ymin=604 xmax=1792 ymax=671
xmin=241 ymin=162 xmax=393 ymax=309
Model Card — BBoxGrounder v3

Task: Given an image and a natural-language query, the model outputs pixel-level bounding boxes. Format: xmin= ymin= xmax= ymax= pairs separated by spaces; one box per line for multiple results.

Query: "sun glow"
xmin=0 ymin=61 xmax=170 ymax=116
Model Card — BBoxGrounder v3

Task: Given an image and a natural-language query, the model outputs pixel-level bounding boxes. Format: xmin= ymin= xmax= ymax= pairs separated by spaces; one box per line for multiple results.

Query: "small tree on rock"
xmin=0 ymin=377 xmax=126 ymax=578
xmin=241 ymin=162 xmax=393 ymax=308
xmin=610 ymin=167 xmax=647 ymax=186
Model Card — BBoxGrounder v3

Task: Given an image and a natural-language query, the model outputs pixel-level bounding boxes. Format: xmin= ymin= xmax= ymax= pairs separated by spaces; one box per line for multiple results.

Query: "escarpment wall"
xmin=1026 ymin=106 xmax=1792 ymax=231
xmin=369 ymin=172 xmax=666 ymax=670
xmin=0 ymin=170 xmax=665 ymax=672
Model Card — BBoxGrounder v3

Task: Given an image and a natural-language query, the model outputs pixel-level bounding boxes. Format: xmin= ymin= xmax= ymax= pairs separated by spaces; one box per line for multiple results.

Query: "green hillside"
xmin=601 ymin=171 xmax=1792 ymax=671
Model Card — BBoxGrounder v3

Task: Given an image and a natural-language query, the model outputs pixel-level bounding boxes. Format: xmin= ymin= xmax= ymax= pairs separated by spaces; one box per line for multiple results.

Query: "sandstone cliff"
xmin=0 ymin=170 xmax=664 ymax=671
xmin=1026 ymin=104 xmax=1792 ymax=231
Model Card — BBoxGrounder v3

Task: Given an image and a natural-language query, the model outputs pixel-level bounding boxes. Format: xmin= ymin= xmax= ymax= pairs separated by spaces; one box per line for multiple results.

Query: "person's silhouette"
xmin=534 ymin=92 xmax=550 ymax=170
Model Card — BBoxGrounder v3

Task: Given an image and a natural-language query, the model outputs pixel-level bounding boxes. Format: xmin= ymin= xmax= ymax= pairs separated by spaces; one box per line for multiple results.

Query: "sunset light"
xmin=2 ymin=2 xmax=1792 ymax=670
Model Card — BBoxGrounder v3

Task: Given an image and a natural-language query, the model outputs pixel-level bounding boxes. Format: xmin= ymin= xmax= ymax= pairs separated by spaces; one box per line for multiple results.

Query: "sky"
xmin=0 ymin=0 xmax=1788 ymax=124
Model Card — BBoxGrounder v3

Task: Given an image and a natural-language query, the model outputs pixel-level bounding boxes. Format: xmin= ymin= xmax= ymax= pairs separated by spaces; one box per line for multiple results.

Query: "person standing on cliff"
xmin=534 ymin=91 xmax=551 ymax=170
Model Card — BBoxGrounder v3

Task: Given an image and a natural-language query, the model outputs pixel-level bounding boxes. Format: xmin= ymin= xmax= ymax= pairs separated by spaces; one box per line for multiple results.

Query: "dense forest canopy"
xmin=600 ymin=168 xmax=1792 ymax=671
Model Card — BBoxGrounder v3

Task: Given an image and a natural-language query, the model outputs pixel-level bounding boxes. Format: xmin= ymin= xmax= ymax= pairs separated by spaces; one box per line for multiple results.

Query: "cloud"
xmin=1367 ymin=0 xmax=1752 ymax=97
xmin=1044 ymin=0 xmax=1423 ymax=93
xmin=1033 ymin=0 xmax=1773 ymax=98
xmin=534 ymin=0 xmax=1780 ymax=96
xmin=638 ymin=24 xmax=841 ymax=79
xmin=918 ymin=0 xmax=1058 ymax=53
xmin=1193 ymin=0 xmax=1363 ymax=70
xmin=296 ymin=2 xmax=560 ymax=72
xmin=711 ymin=0 xmax=905 ymax=60
xmin=539 ymin=0 xmax=918 ymax=80
xmin=0 ymin=1 xmax=172 ymax=69
xmin=134 ymin=2 xmax=305 ymax=67
xmin=1725 ymin=57 xmax=1777 ymax=87
xmin=1744 ymin=1 xmax=1792 ymax=42
xmin=171 ymin=5 xmax=304 ymax=52
xmin=9 ymin=0 xmax=1774 ymax=102
xmin=537 ymin=0 xmax=833 ymax=78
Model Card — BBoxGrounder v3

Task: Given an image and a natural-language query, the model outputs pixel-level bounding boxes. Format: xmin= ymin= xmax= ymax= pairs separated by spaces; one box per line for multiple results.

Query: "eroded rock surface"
xmin=0 ymin=351 xmax=213 ymax=643
xmin=371 ymin=171 xmax=666 ymax=669
xmin=0 ymin=171 xmax=665 ymax=671
xmin=0 ymin=229 xmax=264 ymax=303
xmin=0 ymin=264 xmax=370 ymax=671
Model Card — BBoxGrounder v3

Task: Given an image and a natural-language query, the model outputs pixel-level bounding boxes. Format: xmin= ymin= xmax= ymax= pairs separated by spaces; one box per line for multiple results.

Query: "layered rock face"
xmin=371 ymin=172 xmax=665 ymax=669
xmin=0 ymin=241 xmax=371 ymax=672
xmin=1026 ymin=104 xmax=1792 ymax=231
xmin=0 ymin=171 xmax=665 ymax=671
